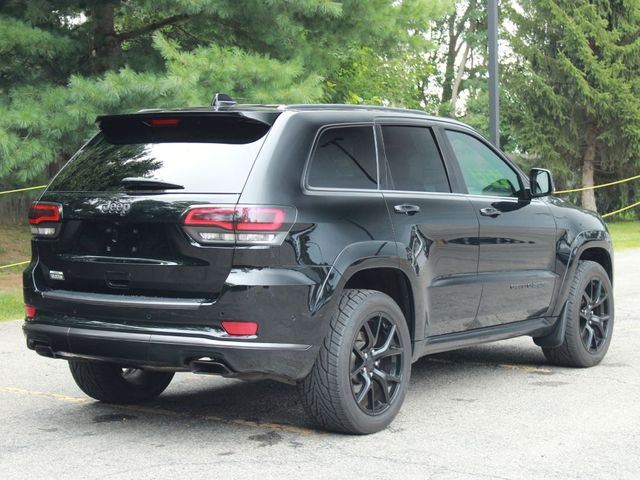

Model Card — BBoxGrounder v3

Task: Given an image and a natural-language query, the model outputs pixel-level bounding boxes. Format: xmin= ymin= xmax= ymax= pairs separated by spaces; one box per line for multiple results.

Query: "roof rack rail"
xmin=281 ymin=104 xmax=431 ymax=116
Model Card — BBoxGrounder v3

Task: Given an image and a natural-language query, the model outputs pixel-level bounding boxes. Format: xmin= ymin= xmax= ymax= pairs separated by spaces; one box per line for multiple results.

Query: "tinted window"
xmin=381 ymin=126 xmax=450 ymax=193
xmin=308 ymin=126 xmax=377 ymax=189
xmin=49 ymin=117 xmax=269 ymax=193
xmin=446 ymin=130 xmax=522 ymax=197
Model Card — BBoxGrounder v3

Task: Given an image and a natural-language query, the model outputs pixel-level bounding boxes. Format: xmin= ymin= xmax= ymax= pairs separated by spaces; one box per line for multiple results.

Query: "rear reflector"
xmin=28 ymin=202 xmax=61 ymax=225
xmin=221 ymin=321 xmax=258 ymax=336
xmin=25 ymin=305 xmax=36 ymax=320
xmin=182 ymin=205 xmax=295 ymax=246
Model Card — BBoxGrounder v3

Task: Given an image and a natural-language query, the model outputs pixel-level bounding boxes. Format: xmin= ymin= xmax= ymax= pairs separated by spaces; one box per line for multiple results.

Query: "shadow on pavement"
xmin=61 ymin=340 xmax=551 ymax=433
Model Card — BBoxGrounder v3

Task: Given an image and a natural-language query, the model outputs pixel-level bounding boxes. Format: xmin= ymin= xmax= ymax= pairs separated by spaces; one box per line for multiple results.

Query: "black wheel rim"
xmin=579 ymin=278 xmax=611 ymax=354
xmin=350 ymin=314 xmax=404 ymax=415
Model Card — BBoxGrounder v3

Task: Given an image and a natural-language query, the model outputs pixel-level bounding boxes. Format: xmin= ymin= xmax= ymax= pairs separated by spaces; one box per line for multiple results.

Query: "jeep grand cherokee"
xmin=23 ymin=97 xmax=614 ymax=434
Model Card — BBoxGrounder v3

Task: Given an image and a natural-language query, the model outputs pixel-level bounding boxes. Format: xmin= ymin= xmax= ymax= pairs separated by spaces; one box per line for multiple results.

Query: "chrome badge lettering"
xmin=49 ymin=270 xmax=65 ymax=281
xmin=97 ymin=201 xmax=132 ymax=216
xmin=509 ymin=281 xmax=545 ymax=290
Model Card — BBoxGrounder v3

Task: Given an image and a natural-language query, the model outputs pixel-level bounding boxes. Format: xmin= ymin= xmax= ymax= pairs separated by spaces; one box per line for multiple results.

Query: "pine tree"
xmin=0 ymin=1 xmax=452 ymax=186
xmin=507 ymin=0 xmax=640 ymax=212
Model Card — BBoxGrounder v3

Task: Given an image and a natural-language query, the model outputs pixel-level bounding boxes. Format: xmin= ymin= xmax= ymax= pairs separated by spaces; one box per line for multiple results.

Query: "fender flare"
xmin=551 ymin=229 xmax=612 ymax=318
xmin=310 ymin=241 xmax=423 ymax=338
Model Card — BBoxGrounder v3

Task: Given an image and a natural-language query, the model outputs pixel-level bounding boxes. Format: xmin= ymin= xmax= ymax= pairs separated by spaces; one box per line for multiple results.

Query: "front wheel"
xmin=298 ymin=289 xmax=412 ymax=434
xmin=69 ymin=361 xmax=174 ymax=404
xmin=542 ymin=260 xmax=614 ymax=368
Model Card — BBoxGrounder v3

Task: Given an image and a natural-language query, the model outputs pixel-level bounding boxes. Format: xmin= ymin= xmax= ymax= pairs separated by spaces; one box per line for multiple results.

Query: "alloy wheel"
xmin=350 ymin=314 xmax=404 ymax=415
xmin=579 ymin=278 xmax=611 ymax=354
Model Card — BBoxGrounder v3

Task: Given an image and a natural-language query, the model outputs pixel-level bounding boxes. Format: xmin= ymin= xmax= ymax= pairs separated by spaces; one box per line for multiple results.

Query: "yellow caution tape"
xmin=602 ymin=200 xmax=640 ymax=218
xmin=0 ymin=185 xmax=46 ymax=196
xmin=0 ymin=260 xmax=30 ymax=270
xmin=555 ymin=174 xmax=640 ymax=194
xmin=1 ymin=199 xmax=638 ymax=270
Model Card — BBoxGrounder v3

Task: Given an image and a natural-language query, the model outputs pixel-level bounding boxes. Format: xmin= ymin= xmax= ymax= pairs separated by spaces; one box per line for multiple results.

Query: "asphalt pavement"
xmin=1 ymin=249 xmax=639 ymax=479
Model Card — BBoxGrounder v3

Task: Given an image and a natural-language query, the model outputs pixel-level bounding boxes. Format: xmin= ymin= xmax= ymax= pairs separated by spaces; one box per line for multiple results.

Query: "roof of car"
xmin=134 ymin=104 xmax=470 ymax=128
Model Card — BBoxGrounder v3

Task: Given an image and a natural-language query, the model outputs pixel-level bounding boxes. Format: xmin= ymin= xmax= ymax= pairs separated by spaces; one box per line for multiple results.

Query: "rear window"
xmin=49 ymin=115 xmax=271 ymax=193
xmin=307 ymin=126 xmax=378 ymax=189
xmin=381 ymin=126 xmax=450 ymax=193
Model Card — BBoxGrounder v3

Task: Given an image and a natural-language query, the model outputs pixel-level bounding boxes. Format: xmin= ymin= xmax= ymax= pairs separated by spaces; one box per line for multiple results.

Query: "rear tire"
xmin=298 ymin=289 xmax=411 ymax=434
xmin=542 ymin=260 xmax=614 ymax=367
xmin=69 ymin=361 xmax=174 ymax=404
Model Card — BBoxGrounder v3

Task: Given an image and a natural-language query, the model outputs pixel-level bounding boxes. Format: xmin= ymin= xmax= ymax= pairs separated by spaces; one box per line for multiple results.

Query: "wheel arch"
xmin=343 ymin=267 xmax=416 ymax=345
xmin=579 ymin=246 xmax=612 ymax=283
xmin=313 ymin=242 xmax=424 ymax=355
xmin=551 ymin=231 xmax=613 ymax=317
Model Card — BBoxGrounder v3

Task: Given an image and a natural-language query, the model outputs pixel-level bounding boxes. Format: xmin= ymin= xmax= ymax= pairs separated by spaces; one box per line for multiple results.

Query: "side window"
xmin=381 ymin=126 xmax=450 ymax=193
xmin=307 ymin=126 xmax=377 ymax=189
xmin=446 ymin=130 xmax=522 ymax=197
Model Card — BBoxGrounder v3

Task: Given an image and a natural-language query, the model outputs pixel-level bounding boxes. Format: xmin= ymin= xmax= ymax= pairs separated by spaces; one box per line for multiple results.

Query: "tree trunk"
xmin=439 ymin=14 xmax=458 ymax=114
xmin=581 ymin=121 xmax=598 ymax=212
xmin=450 ymin=42 xmax=470 ymax=114
xmin=48 ymin=155 xmax=68 ymax=179
xmin=91 ymin=2 xmax=121 ymax=75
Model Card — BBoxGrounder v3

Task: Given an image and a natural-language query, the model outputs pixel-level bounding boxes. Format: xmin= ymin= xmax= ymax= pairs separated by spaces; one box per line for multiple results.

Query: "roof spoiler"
xmin=95 ymin=110 xmax=280 ymax=129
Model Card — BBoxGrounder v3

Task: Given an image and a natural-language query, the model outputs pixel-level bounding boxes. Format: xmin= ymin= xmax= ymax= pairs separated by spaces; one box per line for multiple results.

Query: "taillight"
xmin=182 ymin=205 xmax=295 ymax=246
xmin=28 ymin=202 xmax=62 ymax=237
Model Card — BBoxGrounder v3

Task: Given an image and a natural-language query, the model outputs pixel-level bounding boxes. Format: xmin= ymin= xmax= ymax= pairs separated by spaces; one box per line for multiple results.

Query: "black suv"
xmin=23 ymin=98 xmax=614 ymax=434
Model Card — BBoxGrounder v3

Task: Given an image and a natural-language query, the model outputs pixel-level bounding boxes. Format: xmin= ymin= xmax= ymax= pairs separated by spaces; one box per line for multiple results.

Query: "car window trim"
xmin=303 ymin=122 xmax=380 ymax=193
xmin=374 ymin=119 xmax=454 ymax=194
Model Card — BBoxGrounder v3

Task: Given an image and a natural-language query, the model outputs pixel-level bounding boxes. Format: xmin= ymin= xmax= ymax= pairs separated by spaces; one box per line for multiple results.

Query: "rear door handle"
xmin=394 ymin=204 xmax=420 ymax=215
xmin=479 ymin=207 xmax=501 ymax=217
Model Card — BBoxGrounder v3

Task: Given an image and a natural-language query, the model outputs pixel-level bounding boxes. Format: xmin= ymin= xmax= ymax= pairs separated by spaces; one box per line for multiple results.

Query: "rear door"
xmin=442 ymin=129 xmax=557 ymax=327
xmin=301 ymin=123 xmax=395 ymax=268
xmin=378 ymin=121 xmax=481 ymax=337
xmin=34 ymin=113 xmax=273 ymax=302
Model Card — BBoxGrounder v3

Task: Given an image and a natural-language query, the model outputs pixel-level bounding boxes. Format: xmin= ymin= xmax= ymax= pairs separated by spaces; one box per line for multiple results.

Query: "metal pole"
xmin=488 ymin=0 xmax=500 ymax=148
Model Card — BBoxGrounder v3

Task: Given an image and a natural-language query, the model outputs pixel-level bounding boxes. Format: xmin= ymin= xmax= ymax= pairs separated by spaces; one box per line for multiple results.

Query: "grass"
xmin=0 ymin=224 xmax=30 ymax=321
xmin=0 ymin=220 xmax=637 ymax=322
xmin=0 ymin=291 xmax=22 ymax=322
xmin=607 ymin=221 xmax=640 ymax=250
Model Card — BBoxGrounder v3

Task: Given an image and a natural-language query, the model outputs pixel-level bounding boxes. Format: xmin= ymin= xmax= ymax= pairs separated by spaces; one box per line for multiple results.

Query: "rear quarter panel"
xmin=236 ymin=112 xmax=398 ymax=345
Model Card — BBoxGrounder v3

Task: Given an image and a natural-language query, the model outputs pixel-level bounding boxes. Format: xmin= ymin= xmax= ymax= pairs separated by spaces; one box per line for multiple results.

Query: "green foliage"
xmin=0 ymin=0 xmax=638 ymax=218
xmin=0 ymin=15 xmax=75 ymax=90
xmin=506 ymin=1 xmax=640 ymax=214
xmin=322 ymin=0 xmax=453 ymax=107
xmin=0 ymin=291 xmax=22 ymax=322
xmin=607 ymin=221 xmax=640 ymax=249
xmin=0 ymin=222 xmax=32 ymax=320
xmin=0 ymin=1 xmax=451 ymax=186
xmin=0 ymin=35 xmax=323 ymax=183
xmin=324 ymin=46 xmax=437 ymax=108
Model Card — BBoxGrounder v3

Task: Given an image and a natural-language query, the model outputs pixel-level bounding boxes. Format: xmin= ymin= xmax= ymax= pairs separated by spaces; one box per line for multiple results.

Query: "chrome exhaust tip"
xmin=189 ymin=357 xmax=232 ymax=376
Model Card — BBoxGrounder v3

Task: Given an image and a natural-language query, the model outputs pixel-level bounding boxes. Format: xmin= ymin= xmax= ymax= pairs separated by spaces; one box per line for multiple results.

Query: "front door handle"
xmin=394 ymin=204 xmax=421 ymax=215
xmin=480 ymin=207 xmax=501 ymax=217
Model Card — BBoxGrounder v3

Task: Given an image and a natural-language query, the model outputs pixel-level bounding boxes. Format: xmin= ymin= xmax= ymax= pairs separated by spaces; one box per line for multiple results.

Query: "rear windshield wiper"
xmin=120 ymin=177 xmax=185 ymax=190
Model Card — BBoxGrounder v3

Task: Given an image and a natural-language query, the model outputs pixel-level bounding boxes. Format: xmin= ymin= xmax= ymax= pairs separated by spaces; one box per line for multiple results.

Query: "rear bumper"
xmin=23 ymin=264 xmax=337 ymax=382
xmin=23 ymin=321 xmax=318 ymax=382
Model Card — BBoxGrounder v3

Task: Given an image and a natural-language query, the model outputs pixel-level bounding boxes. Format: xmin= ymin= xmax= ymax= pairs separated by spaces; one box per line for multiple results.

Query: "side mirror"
xmin=529 ymin=168 xmax=554 ymax=198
